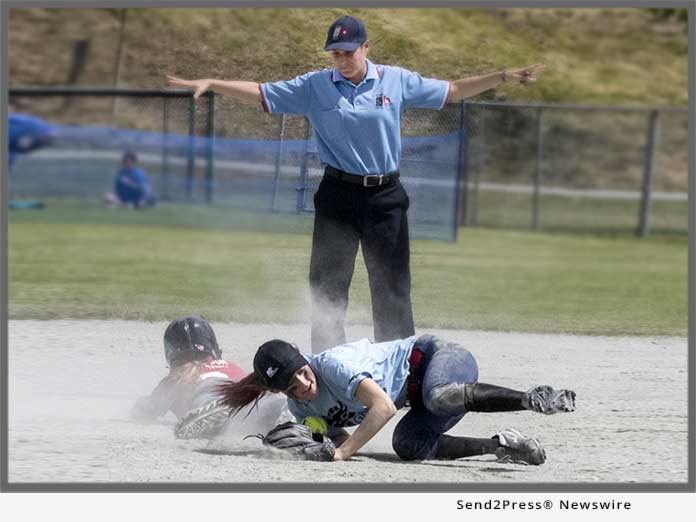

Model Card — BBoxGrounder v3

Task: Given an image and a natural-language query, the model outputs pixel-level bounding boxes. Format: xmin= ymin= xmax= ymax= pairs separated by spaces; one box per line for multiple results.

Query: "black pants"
xmin=309 ymin=171 xmax=415 ymax=353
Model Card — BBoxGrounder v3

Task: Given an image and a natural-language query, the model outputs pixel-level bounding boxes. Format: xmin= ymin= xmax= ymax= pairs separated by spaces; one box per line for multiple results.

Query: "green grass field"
xmin=469 ymin=191 xmax=688 ymax=235
xmin=8 ymin=199 xmax=687 ymax=336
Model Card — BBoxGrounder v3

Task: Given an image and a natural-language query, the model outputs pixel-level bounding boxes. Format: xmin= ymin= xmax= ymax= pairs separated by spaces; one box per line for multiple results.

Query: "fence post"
xmin=454 ymin=101 xmax=467 ymax=239
xmin=161 ymin=97 xmax=170 ymax=201
xmin=186 ymin=97 xmax=196 ymax=202
xmin=296 ymin=118 xmax=312 ymax=213
xmin=471 ymin=106 xmax=485 ymax=226
xmin=205 ymin=92 xmax=215 ymax=205
xmin=532 ymin=107 xmax=544 ymax=230
xmin=111 ymin=9 xmax=128 ymax=116
xmin=638 ymin=110 xmax=659 ymax=238
xmin=452 ymin=100 xmax=467 ymax=241
xmin=62 ymin=40 xmax=90 ymax=110
xmin=271 ymin=114 xmax=286 ymax=212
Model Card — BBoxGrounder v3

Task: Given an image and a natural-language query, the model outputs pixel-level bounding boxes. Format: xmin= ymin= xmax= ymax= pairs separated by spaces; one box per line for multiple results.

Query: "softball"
xmin=302 ymin=416 xmax=328 ymax=435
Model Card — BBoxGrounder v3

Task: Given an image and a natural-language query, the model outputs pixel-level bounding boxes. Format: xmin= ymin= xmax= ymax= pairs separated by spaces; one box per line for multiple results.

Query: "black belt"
xmin=325 ymin=165 xmax=399 ymax=187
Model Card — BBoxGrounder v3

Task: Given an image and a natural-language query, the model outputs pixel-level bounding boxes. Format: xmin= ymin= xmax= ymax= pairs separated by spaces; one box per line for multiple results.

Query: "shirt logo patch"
xmin=326 ymin=401 xmax=366 ymax=427
xmin=376 ymin=95 xmax=391 ymax=107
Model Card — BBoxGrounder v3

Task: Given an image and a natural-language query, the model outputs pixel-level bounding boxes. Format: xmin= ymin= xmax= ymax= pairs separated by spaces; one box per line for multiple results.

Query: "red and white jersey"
xmin=136 ymin=359 xmax=248 ymax=420
xmin=198 ymin=359 xmax=247 ymax=383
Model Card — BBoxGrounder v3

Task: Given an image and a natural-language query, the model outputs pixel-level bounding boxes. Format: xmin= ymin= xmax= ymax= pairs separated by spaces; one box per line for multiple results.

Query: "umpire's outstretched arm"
xmin=166 ymin=75 xmax=261 ymax=103
xmin=446 ymin=63 xmax=546 ymax=101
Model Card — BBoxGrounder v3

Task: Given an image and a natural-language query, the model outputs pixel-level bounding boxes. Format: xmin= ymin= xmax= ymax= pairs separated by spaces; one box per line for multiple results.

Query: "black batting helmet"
xmin=163 ymin=316 xmax=222 ymax=368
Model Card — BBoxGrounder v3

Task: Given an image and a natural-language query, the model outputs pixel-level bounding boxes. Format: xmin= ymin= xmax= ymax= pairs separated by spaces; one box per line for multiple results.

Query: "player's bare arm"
xmin=447 ymin=63 xmax=545 ymax=102
xmin=333 ymin=378 xmax=397 ymax=461
xmin=166 ymin=75 xmax=261 ymax=103
xmin=131 ymin=377 xmax=173 ymax=421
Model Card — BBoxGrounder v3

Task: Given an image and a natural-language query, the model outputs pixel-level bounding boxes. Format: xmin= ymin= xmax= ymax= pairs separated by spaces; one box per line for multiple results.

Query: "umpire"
xmin=168 ymin=15 xmax=544 ymax=353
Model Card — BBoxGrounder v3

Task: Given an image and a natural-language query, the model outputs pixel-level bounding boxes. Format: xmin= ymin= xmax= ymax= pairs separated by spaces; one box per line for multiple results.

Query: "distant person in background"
xmin=8 ymin=105 xmax=57 ymax=169
xmin=104 ymin=151 xmax=156 ymax=209
xmin=8 ymin=104 xmax=57 ymax=209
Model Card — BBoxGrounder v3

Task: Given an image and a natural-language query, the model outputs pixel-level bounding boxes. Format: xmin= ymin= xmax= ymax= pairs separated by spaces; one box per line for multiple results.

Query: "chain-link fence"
xmin=9 ymin=88 xmax=213 ymax=204
xmin=210 ymin=95 xmax=464 ymax=241
xmin=462 ymin=101 xmax=688 ymax=236
xmin=8 ymin=88 xmax=688 ymax=239
xmin=8 ymin=88 xmax=462 ymax=240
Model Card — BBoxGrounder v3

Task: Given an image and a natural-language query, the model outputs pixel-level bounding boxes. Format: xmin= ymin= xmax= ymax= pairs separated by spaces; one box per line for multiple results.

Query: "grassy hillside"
xmin=8 ymin=7 xmax=688 ymax=105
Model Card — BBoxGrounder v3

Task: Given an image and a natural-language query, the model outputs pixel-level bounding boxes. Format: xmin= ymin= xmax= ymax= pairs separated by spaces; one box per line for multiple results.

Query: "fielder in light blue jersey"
xmin=287 ymin=336 xmax=416 ymax=427
xmin=219 ymin=335 xmax=576 ymax=465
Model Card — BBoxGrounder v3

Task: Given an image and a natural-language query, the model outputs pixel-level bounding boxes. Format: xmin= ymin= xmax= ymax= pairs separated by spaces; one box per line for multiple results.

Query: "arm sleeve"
xmin=134 ymin=377 xmax=177 ymax=419
xmin=400 ymin=68 xmax=450 ymax=110
xmin=315 ymin=357 xmax=370 ymax=401
xmin=133 ymin=168 xmax=150 ymax=188
xmin=260 ymin=72 xmax=313 ymax=115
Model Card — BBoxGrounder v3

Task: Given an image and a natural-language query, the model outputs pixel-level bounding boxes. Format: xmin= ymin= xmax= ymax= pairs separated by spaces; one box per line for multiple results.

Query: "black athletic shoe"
xmin=525 ymin=385 xmax=576 ymax=414
xmin=493 ymin=427 xmax=546 ymax=465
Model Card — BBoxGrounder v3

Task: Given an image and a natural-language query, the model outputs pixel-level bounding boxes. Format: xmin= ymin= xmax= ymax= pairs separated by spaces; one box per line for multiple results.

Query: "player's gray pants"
xmin=391 ymin=336 xmax=528 ymax=460
xmin=190 ymin=377 xmax=229 ymax=409
xmin=392 ymin=336 xmax=479 ymax=461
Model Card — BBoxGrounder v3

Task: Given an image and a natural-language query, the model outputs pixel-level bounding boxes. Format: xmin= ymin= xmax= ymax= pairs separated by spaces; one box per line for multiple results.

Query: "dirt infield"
xmin=7 ymin=320 xmax=688 ymax=484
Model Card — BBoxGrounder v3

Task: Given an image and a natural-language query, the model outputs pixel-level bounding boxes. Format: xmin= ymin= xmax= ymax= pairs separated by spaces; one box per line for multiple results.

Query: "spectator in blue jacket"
xmin=106 ymin=151 xmax=156 ymax=208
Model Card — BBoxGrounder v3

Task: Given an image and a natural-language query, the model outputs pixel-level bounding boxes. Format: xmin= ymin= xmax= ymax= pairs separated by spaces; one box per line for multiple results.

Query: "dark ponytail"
xmin=217 ymin=372 xmax=270 ymax=417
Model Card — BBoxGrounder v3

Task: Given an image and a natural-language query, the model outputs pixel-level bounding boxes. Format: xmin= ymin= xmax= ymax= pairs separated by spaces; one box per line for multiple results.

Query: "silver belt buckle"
xmin=363 ymin=175 xmax=383 ymax=187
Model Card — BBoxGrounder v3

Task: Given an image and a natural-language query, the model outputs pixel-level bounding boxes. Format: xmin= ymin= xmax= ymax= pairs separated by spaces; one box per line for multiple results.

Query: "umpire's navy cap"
xmin=325 ymin=15 xmax=367 ymax=51
xmin=254 ymin=339 xmax=307 ymax=391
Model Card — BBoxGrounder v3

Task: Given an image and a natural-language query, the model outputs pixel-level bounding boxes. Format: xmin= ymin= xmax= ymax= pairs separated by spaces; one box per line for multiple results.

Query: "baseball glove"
xmin=250 ymin=421 xmax=336 ymax=461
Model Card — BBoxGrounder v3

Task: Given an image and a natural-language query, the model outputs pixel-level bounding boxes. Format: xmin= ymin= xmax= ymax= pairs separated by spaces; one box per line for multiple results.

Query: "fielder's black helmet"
xmin=163 ymin=316 xmax=222 ymax=368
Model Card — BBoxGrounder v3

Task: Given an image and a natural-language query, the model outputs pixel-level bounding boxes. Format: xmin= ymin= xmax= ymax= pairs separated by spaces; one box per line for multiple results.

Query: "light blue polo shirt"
xmin=287 ymin=336 xmax=417 ymax=428
xmin=260 ymin=60 xmax=449 ymax=175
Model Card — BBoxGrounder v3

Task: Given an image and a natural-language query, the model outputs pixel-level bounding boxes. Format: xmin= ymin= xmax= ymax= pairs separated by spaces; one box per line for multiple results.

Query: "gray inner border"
xmin=1 ymin=0 xmax=693 ymax=494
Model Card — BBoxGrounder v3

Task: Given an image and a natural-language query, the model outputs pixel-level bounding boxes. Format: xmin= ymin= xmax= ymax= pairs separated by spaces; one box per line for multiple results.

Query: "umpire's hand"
xmin=167 ymin=75 xmax=212 ymax=98
xmin=503 ymin=63 xmax=546 ymax=85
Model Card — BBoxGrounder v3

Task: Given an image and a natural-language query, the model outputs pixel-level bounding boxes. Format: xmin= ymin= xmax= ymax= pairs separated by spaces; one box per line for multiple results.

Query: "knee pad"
xmin=424 ymin=382 xmax=475 ymax=417
xmin=425 ymin=382 xmax=526 ymax=415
